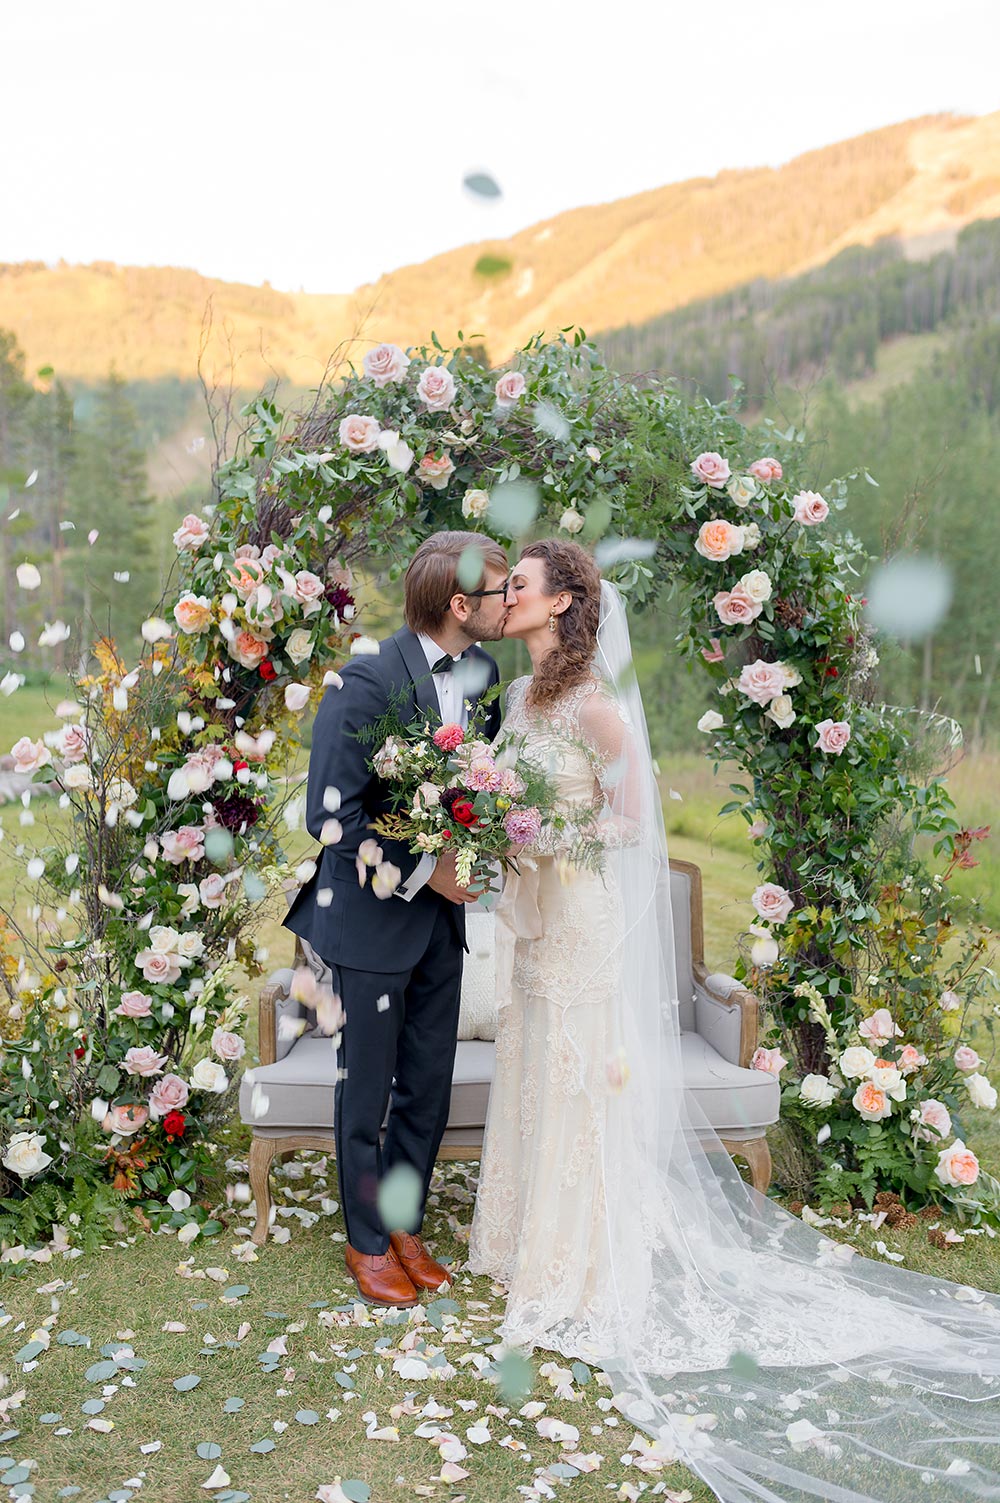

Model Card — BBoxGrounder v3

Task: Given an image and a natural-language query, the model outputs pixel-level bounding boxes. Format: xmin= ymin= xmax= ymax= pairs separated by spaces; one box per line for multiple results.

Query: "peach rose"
xmin=750 ymin=1046 xmax=787 ymax=1076
xmin=11 ymin=736 xmax=52 ymax=774
xmin=103 ymin=1102 xmax=149 ymax=1136
xmin=914 ymin=1098 xmax=951 ymax=1142
xmin=123 ymin=1045 xmax=168 ymax=1078
xmin=114 ymin=990 xmax=153 ymax=1018
xmin=897 ymin=1043 xmax=927 ymax=1074
xmin=751 ymin=882 xmax=794 ymax=924
xmin=173 ymin=593 xmax=213 ymax=634
xmin=211 ymin=1027 xmax=246 ymax=1062
xmin=701 ymin=638 xmax=725 ymax=663
xmin=736 ymin=658 xmax=787 ymax=705
xmin=858 ymin=1008 xmax=903 ymax=1046
xmin=135 ymin=949 xmax=182 ymax=986
xmin=228 ymin=557 xmax=266 ymax=599
xmin=338 ymin=414 xmax=381 ymax=453
xmin=149 ymin=1072 xmax=190 ymax=1117
xmin=362 ymin=342 xmax=410 ymax=387
xmin=228 ymin=631 xmax=270 ymax=669
xmin=417 ymin=366 xmax=457 ymax=411
xmin=56 ymin=723 xmax=89 ymax=763
xmin=416 ymin=451 xmax=456 ymax=491
xmin=791 ymin=490 xmax=829 ymax=525
xmin=852 ymin=1080 xmax=891 ymax=1121
xmin=713 ymin=585 xmax=762 ymax=626
xmin=935 ymin=1138 xmax=980 ymax=1187
xmin=160 ymin=826 xmax=205 ymax=865
xmin=495 ymin=370 xmax=526 ymax=409
xmin=749 ymin=457 xmax=783 ymax=483
xmin=954 ymin=1045 xmax=981 ymax=1073
xmin=691 ymin=451 xmax=731 ymax=489
xmin=695 ymin=518 xmax=744 ymax=562
xmin=173 ymin=513 xmax=210 ymax=551
xmin=815 ymin=718 xmax=852 ymax=755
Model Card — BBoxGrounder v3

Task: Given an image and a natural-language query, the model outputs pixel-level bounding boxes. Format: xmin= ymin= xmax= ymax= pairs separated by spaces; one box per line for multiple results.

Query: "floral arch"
xmin=1 ymin=329 xmax=995 ymax=1250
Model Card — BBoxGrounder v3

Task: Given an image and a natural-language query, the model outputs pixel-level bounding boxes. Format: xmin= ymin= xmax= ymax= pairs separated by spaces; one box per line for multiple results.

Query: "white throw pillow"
xmin=458 ymin=908 xmax=498 ymax=1041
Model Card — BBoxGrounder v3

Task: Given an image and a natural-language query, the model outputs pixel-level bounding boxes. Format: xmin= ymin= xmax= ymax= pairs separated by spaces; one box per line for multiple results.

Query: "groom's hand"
xmin=428 ymin=851 xmax=482 ymax=905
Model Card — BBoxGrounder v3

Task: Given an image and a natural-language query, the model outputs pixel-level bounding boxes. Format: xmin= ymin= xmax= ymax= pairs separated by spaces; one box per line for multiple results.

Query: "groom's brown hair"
xmin=404 ymin=530 xmax=509 ymax=635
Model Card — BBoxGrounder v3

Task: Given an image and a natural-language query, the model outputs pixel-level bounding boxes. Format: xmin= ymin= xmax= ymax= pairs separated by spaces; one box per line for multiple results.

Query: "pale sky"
xmin=3 ymin=0 xmax=998 ymax=294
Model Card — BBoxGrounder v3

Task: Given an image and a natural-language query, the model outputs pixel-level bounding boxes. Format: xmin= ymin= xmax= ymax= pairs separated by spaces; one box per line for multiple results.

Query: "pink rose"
xmin=791 ymin=490 xmax=829 ymax=525
xmin=292 ymin=570 xmax=325 ymax=612
xmin=338 ymin=414 xmax=381 ymax=454
xmin=57 ymin=723 xmax=89 ymax=764
xmin=172 ymin=513 xmax=210 ymax=551
xmin=149 ymin=1072 xmax=190 ymax=1117
xmin=858 ymin=1008 xmax=902 ymax=1046
xmin=228 ymin=558 xmax=266 ymax=599
xmin=212 ymin=1027 xmax=246 ymax=1062
xmin=935 ymin=1139 xmax=980 ymax=1187
xmin=417 ymin=366 xmax=457 ymax=411
xmin=939 ymin=988 xmax=962 ymax=1012
xmin=691 ymin=451 xmax=731 ymax=488
xmin=362 ymin=342 xmax=410 ymax=387
xmin=713 ymin=586 xmax=762 ymax=626
xmin=260 ymin=544 xmax=283 ymax=568
xmin=751 ymin=883 xmax=794 ymax=924
xmin=114 ymin=990 xmax=153 ymax=1018
xmin=915 ymin=1099 xmax=952 ymax=1142
xmin=173 ymin=593 xmax=213 ymax=635
xmin=750 ymin=1046 xmax=787 ymax=1077
xmin=11 ymin=736 xmax=52 ymax=774
xmin=416 ymin=451 xmax=456 ymax=491
xmin=123 ymin=1045 xmax=168 ymax=1078
xmin=748 ymin=457 xmax=783 ymax=483
xmin=160 ymin=826 xmax=205 ymax=865
xmin=494 ymin=370 xmax=526 ymax=409
xmin=736 ymin=659 xmax=787 ymax=705
xmin=897 ymin=1043 xmax=927 ymax=1074
xmin=135 ymin=949 xmax=182 ymax=985
xmin=701 ymin=638 xmax=725 ymax=663
xmin=954 ymin=1045 xmax=981 ymax=1073
xmin=103 ymin=1102 xmax=149 ymax=1136
xmin=695 ymin=518 xmax=744 ymax=562
xmin=228 ymin=630 xmax=270 ymax=669
xmin=234 ymin=544 xmax=261 ymax=561
xmin=181 ymin=749 xmax=223 ymax=795
xmin=243 ymin=587 xmax=284 ymax=633
xmin=815 ymin=718 xmax=851 ymax=755
xmin=747 ymin=818 xmax=768 ymax=839
xmin=199 ymin=873 xmax=227 ymax=909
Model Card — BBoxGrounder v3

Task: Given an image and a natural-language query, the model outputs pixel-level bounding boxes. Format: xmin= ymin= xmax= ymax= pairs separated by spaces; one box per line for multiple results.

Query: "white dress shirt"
xmin=395 ymin=633 xmax=471 ymax=902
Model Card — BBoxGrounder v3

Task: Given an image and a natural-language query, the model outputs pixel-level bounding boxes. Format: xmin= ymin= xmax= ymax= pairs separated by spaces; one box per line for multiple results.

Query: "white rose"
xmin=799 ymin=1074 xmax=837 ymax=1107
xmin=765 ymin=694 xmax=796 ymax=729
xmin=106 ymin=778 xmax=137 ymax=809
xmin=838 ymin=1046 xmax=876 ymax=1080
xmin=149 ymin=925 xmax=181 ymax=953
xmin=869 ymin=1063 xmax=906 ymax=1101
xmin=462 ymin=489 xmax=490 ymax=521
xmin=739 ymin=569 xmax=772 ymax=603
xmin=176 ymin=931 xmax=205 ymax=960
xmin=559 ymin=508 xmax=584 ymax=534
xmin=2 ymin=1130 xmax=53 ymax=1178
xmin=285 ymin=628 xmax=314 ymax=665
xmin=726 ymin=475 xmax=758 ymax=508
xmin=697 ymin=710 xmax=725 ymax=733
xmin=779 ymin=663 xmax=803 ymax=689
xmin=63 ymin=763 xmax=94 ymax=791
xmin=966 ymin=1073 xmax=998 ymax=1111
xmin=190 ymin=1058 xmax=229 ymax=1094
xmin=741 ymin=522 xmax=762 ymax=549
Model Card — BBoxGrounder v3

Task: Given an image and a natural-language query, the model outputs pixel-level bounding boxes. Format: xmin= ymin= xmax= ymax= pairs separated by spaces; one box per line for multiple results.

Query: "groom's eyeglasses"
xmin=463 ymin=573 xmax=512 ymax=600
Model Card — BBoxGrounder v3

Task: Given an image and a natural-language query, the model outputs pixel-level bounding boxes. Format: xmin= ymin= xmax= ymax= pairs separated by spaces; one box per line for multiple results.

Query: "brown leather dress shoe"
xmin=389 ymin=1231 xmax=453 ymax=1292
xmin=344 ymin=1242 xmax=419 ymax=1307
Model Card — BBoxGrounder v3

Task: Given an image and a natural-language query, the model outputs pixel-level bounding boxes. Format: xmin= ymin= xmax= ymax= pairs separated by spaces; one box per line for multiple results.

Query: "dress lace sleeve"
xmin=577 ymin=683 xmax=645 ymax=849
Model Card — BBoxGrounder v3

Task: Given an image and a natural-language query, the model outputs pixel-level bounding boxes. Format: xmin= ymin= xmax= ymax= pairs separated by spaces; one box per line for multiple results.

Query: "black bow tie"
xmin=431 ymin=652 xmax=463 ymax=675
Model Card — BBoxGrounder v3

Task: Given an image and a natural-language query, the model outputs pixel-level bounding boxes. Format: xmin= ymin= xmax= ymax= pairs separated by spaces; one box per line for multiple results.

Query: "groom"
xmin=285 ymin=531 xmax=513 ymax=1306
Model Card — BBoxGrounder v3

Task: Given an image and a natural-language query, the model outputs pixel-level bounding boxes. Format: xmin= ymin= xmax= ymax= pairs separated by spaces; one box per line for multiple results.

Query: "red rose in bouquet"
xmin=163 ymin=1110 xmax=187 ymax=1140
xmin=441 ymin=786 xmax=478 ymax=828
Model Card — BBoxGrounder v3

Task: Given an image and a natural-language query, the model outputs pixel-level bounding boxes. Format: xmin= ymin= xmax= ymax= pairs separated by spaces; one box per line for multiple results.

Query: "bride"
xmin=468 ymin=538 xmax=1000 ymax=1503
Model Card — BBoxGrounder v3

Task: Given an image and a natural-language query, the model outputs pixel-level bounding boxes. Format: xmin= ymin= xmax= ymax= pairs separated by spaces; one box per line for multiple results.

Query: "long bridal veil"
xmin=558 ymin=579 xmax=1000 ymax=1502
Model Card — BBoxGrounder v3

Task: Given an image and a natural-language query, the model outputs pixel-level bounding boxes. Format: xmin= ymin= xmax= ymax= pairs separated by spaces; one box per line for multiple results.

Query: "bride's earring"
xmin=548 ymin=611 xmax=557 ymax=633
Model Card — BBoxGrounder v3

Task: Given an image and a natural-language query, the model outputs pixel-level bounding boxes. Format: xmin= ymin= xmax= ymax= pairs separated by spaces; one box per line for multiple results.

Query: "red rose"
xmin=259 ymin=659 xmax=277 ymax=682
xmin=451 ymin=797 xmax=477 ymax=828
xmin=232 ymin=759 xmax=248 ymax=773
xmin=163 ymin=1110 xmax=187 ymax=1139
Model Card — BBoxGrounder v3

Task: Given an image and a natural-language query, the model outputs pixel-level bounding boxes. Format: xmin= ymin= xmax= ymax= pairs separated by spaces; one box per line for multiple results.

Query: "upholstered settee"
xmin=240 ymin=858 xmax=780 ymax=1243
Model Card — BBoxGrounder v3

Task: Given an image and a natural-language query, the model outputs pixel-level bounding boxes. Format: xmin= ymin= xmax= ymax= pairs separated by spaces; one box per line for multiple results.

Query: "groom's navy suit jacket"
xmin=284 ymin=626 xmax=501 ymax=973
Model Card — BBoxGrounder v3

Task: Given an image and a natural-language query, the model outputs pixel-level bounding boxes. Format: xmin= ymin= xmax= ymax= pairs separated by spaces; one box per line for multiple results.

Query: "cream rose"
xmin=737 ymin=659 xmax=787 ymax=705
xmin=852 ymin=1080 xmax=891 ymax=1121
xmin=800 ymin=1073 xmax=837 ymax=1107
xmin=751 ymin=882 xmax=794 ymax=924
xmin=63 ymin=763 xmax=94 ymax=791
xmin=838 ymin=1046 xmax=876 ymax=1079
xmin=173 ymin=593 xmax=213 ymax=634
xmin=416 ymin=451 xmax=456 ymax=491
xmin=338 ymin=414 xmax=381 ymax=453
xmin=741 ymin=521 xmax=762 ymax=549
xmin=2 ymin=1130 xmax=53 ymax=1177
xmin=173 ymin=513 xmax=210 ymax=551
xmin=114 ymin=990 xmax=153 ymax=1018
xmin=695 ymin=518 xmax=744 ymax=562
xmin=176 ymin=931 xmax=204 ymax=961
xmin=868 ymin=1062 xmax=906 ymax=1100
xmin=726 ymin=475 xmax=757 ymax=508
xmin=935 ymin=1138 xmax=980 ymax=1187
xmin=765 ymin=694 xmax=796 ymax=729
xmin=495 ymin=370 xmax=526 ymax=409
xmin=713 ymin=586 xmax=761 ymax=626
xmin=559 ymin=509 xmax=585 ymax=534
xmin=739 ymin=569 xmax=772 ymax=603
xmin=211 ymin=1027 xmax=246 ymax=1062
xmin=697 ymin=710 xmax=725 ymax=733
xmin=285 ymin=627 xmax=314 ymax=666
xmin=191 ymin=1057 xmax=228 ymax=1094
xmin=691 ymin=451 xmax=731 ymax=488
xmin=965 ymin=1073 xmax=997 ymax=1110
xmin=417 ymin=366 xmax=457 ymax=411
xmin=462 ymin=489 xmax=490 ymax=521
xmin=362 ymin=342 xmax=410 ymax=387
xmin=106 ymin=778 xmax=138 ymax=810
xmin=939 ymin=989 xmax=962 ymax=1012
xmin=792 ymin=490 xmax=830 ymax=525
xmin=815 ymin=719 xmax=852 ymax=756
xmin=123 ymin=1045 xmax=168 ymax=1078
xmin=149 ymin=1072 xmax=190 ymax=1117
xmin=149 ymin=925 xmax=181 ymax=953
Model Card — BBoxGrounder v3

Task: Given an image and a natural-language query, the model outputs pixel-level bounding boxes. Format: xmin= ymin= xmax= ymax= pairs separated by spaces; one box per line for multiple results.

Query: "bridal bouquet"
xmin=363 ymin=704 xmax=584 ymax=896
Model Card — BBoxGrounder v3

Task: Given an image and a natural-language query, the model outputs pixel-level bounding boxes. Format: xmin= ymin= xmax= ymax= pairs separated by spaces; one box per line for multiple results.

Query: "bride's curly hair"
xmin=520 ymin=538 xmax=602 ymax=709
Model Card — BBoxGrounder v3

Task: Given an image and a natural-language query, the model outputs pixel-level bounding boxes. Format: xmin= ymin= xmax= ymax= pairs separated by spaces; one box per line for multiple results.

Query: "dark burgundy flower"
xmin=324 ymin=584 xmax=355 ymax=617
xmin=211 ymin=791 xmax=261 ymax=831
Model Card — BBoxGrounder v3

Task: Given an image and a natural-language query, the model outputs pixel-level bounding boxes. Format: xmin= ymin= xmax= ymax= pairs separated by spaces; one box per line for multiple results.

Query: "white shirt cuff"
xmin=395 ymin=851 xmax=437 ymax=901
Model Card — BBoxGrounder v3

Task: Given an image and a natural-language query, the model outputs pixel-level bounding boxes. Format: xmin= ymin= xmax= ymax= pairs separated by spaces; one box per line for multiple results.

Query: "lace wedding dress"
xmin=466 ymin=586 xmax=1000 ymax=1503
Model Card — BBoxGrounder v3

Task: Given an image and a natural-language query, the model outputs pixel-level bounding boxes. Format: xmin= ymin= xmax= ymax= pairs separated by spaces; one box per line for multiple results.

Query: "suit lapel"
xmin=389 ymin=627 xmax=440 ymax=724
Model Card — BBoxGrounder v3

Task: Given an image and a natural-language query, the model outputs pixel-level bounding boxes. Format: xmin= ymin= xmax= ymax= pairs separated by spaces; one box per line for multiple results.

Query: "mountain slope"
xmin=1 ymin=111 xmax=998 ymax=386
